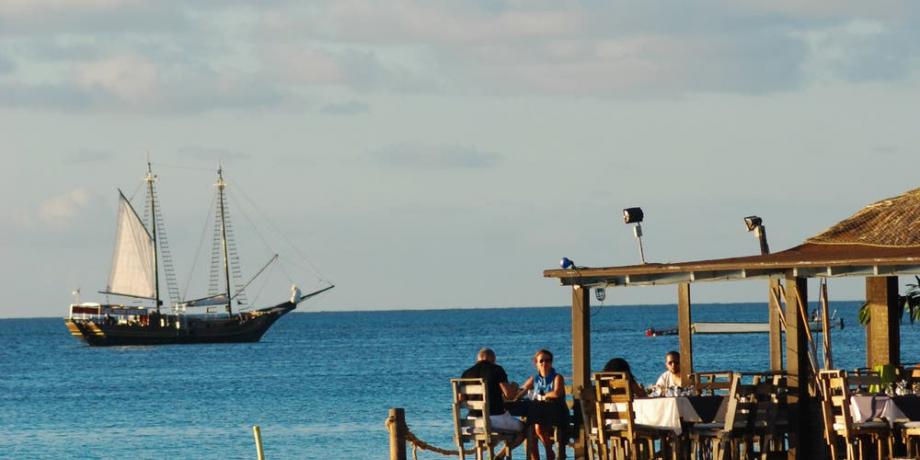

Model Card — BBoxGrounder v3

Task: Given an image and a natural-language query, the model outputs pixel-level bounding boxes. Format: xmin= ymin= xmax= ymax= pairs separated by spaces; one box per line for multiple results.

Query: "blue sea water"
xmin=2 ymin=302 xmax=918 ymax=459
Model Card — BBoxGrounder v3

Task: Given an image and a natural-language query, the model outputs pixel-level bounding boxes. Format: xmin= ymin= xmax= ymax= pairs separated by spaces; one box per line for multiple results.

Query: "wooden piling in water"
xmin=388 ymin=408 xmax=407 ymax=460
xmin=253 ymin=425 xmax=265 ymax=460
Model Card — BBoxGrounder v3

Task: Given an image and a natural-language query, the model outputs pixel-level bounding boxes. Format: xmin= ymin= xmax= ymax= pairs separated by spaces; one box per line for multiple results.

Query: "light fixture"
xmin=743 ymin=216 xmax=762 ymax=232
xmin=744 ymin=215 xmax=770 ymax=255
xmin=623 ymin=207 xmax=644 ymax=224
xmin=560 ymin=257 xmax=576 ymax=270
xmin=595 ymin=287 xmax=606 ymax=302
xmin=623 ymin=207 xmax=647 ymax=264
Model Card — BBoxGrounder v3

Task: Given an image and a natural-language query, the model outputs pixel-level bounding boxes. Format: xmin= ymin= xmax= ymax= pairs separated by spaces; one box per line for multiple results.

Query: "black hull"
xmin=65 ymin=302 xmax=296 ymax=346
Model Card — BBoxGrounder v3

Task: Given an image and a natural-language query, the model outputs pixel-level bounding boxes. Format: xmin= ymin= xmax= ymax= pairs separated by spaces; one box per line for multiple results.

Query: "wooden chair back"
xmin=818 ymin=370 xmax=854 ymax=446
xmin=846 ymin=370 xmax=881 ymax=395
xmin=910 ymin=368 xmax=920 ymax=393
xmin=593 ymin=372 xmax=638 ymax=459
xmin=451 ymin=378 xmax=511 ymax=460
xmin=691 ymin=371 xmax=735 ymax=396
xmin=720 ymin=374 xmax=763 ymax=434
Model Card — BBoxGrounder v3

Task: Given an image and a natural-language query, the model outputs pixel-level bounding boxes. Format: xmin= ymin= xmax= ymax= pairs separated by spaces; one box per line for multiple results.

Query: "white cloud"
xmin=77 ymin=54 xmax=158 ymax=103
xmin=37 ymin=188 xmax=94 ymax=226
xmin=372 ymin=143 xmax=500 ymax=170
xmin=0 ymin=0 xmax=142 ymax=16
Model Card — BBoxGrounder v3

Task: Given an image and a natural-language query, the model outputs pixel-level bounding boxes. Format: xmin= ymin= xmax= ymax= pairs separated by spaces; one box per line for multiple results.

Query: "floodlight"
xmin=744 ymin=216 xmax=763 ymax=232
xmin=623 ymin=206 xmax=647 ymax=264
xmin=623 ymin=207 xmax=644 ymax=224
xmin=743 ymin=215 xmax=770 ymax=255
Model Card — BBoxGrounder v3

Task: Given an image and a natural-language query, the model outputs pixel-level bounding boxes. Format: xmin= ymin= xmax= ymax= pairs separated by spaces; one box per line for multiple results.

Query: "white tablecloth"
xmin=633 ymin=397 xmax=703 ymax=435
xmin=850 ymin=395 xmax=889 ymax=423
xmin=850 ymin=395 xmax=910 ymax=425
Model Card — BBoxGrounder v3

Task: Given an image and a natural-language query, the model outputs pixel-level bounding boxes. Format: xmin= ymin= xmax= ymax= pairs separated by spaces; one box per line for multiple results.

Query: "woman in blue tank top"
xmin=520 ymin=349 xmax=568 ymax=460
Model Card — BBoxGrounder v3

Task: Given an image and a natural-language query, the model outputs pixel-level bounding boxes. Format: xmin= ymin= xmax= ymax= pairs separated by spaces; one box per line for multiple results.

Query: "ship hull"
xmin=65 ymin=302 xmax=296 ymax=346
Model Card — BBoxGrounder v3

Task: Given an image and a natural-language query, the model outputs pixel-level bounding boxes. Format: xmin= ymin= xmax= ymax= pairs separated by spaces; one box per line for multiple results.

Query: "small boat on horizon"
xmin=65 ymin=162 xmax=334 ymax=346
xmin=645 ymin=310 xmax=844 ymax=336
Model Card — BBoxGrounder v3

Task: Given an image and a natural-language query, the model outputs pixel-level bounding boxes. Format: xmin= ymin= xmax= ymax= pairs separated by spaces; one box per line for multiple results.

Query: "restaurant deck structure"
xmin=544 ymin=187 xmax=920 ymax=459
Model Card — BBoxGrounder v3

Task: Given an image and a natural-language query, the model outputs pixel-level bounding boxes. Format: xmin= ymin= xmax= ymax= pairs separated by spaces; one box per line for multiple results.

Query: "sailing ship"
xmin=65 ymin=162 xmax=333 ymax=346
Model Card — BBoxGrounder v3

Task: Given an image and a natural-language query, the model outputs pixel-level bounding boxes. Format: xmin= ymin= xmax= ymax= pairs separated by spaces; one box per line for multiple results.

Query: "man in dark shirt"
xmin=461 ymin=348 xmax=524 ymax=433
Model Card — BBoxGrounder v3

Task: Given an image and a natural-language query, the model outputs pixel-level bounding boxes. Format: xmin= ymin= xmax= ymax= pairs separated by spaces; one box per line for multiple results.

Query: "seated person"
xmin=461 ymin=348 xmax=525 ymax=434
xmin=602 ymin=357 xmax=647 ymax=398
xmin=519 ymin=349 xmax=569 ymax=460
xmin=654 ymin=351 xmax=683 ymax=394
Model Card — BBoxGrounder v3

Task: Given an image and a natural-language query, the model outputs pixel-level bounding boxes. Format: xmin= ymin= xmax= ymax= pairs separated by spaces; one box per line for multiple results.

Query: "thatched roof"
xmin=807 ymin=187 xmax=920 ymax=248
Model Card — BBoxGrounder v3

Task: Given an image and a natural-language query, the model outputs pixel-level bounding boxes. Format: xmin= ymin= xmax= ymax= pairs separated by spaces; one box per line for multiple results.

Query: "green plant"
xmin=858 ymin=275 xmax=920 ymax=325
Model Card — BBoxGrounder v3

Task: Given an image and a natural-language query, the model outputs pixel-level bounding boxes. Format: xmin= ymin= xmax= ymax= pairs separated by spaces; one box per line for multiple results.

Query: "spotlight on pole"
xmin=623 ymin=207 xmax=647 ymax=264
xmin=560 ymin=257 xmax=576 ymax=270
xmin=744 ymin=215 xmax=770 ymax=255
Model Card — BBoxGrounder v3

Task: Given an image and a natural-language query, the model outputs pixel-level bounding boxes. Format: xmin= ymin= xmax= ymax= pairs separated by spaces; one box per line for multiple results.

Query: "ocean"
xmin=2 ymin=302 xmax=918 ymax=459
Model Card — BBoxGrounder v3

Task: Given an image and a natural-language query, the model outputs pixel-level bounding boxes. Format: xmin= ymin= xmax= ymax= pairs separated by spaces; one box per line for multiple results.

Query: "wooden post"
xmin=819 ymin=280 xmax=833 ymax=370
xmin=785 ymin=276 xmax=812 ymax=460
xmin=865 ymin=276 xmax=900 ymax=368
xmin=571 ymin=285 xmax=591 ymax=460
xmin=677 ymin=283 xmax=693 ymax=380
xmin=769 ymin=278 xmax=783 ymax=371
xmin=388 ymin=408 xmax=407 ymax=460
xmin=252 ymin=425 xmax=265 ymax=460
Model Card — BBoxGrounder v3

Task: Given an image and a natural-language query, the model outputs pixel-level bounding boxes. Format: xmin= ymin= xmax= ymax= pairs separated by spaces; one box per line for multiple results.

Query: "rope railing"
xmin=385 ymin=409 xmax=478 ymax=460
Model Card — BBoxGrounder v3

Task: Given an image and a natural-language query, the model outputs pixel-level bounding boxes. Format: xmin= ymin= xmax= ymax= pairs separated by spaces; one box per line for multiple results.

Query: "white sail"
xmin=106 ymin=192 xmax=156 ymax=299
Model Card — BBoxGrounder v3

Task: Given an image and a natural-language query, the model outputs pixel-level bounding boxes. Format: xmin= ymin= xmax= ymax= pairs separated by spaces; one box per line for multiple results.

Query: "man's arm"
xmin=499 ymin=381 xmax=520 ymax=400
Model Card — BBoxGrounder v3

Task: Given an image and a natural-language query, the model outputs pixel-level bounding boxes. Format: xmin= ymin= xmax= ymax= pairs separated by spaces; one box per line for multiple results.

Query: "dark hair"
xmin=603 ymin=357 xmax=632 ymax=373
xmin=533 ymin=349 xmax=553 ymax=362
xmin=666 ymin=351 xmax=680 ymax=362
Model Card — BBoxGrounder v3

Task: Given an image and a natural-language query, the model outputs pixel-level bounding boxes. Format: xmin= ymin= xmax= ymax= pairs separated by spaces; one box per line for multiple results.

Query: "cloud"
xmin=1 ymin=0 xmax=918 ymax=113
xmin=65 ymin=150 xmax=115 ymax=164
xmin=36 ymin=188 xmax=94 ymax=226
xmin=77 ymin=54 xmax=158 ymax=103
xmin=177 ymin=147 xmax=252 ymax=163
xmin=0 ymin=53 xmax=293 ymax=113
xmin=0 ymin=53 xmax=12 ymax=73
xmin=799 ymin=20 xmax=918 ymax=83
xmin=320 ymin=100 xmax=370 ymax=115
xmin=372 ymin=143 xmax=500 ymax=170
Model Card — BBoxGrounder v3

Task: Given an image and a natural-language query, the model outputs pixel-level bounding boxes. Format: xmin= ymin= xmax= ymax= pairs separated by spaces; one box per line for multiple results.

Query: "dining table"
xmin=633 ymin=395 xmax=725 ymax=435
xmin=850 ymin=394 xmax=920 ymax=425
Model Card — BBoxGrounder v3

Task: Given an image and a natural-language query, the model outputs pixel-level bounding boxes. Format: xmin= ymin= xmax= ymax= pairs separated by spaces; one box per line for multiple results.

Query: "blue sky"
xmin=2 ymin=1 xmax=920 ymax=318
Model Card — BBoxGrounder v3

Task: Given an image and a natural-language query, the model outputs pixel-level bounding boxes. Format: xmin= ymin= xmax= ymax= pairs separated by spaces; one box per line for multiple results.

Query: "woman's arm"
xmin=543 ymin=374 xmax=566 ymax=400
xmin=513 ymin=376 xmax=534 ymax=400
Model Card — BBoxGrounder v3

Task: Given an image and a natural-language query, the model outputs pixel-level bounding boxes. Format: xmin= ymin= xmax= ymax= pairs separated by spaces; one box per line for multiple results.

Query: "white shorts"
xmin=490 ymin=411 xmax=524 ymax=433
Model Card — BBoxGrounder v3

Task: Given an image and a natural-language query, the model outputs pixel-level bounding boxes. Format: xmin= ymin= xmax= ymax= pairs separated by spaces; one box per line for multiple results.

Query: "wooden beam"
xmin=571 ymin=285 xmax=590 ymax=460
xmin=785 ymin=276 xmax=811 ymax=460
xmin=769 ymin=278 xmax=783 ymax=371
xmin=571 ymin=285 xmax=591 ymax=393
xmin=865 ymin=276 xmax=900 ymax=368
xmin=677 ymin=283 xmax=693 ymax=381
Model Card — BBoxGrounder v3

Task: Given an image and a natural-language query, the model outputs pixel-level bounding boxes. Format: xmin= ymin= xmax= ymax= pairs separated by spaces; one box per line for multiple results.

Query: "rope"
xmin=384 ymin=414 xmax=477 ymax=458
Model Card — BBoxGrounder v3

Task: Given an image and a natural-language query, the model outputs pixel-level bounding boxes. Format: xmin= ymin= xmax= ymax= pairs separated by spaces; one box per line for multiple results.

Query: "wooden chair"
xmin=689 ymin=374 xmax=768 ymax=460
xmin=847 ymin=369 xmax=880 ymax=394
xmin=593 ymin=372 xmax=672 ymax=460
xmin=451 ymin=378 xmax=523 ymax=460
xmin=817 ymin=370 xmax=892 ymax=460
xmin=576 ymin=384 xmax=600 ymax=460
xmin=691 ymin=371 xmax=735 ymax=396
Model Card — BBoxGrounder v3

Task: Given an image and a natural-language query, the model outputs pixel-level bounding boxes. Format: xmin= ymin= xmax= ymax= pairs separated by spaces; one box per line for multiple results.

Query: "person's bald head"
xmin=477 ymin=348 xmax=496 ymax=363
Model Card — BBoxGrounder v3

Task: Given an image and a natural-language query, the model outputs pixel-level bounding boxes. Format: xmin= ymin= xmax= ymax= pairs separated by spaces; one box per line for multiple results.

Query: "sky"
xmin=2 ymin=1 xmax=920 ymax=318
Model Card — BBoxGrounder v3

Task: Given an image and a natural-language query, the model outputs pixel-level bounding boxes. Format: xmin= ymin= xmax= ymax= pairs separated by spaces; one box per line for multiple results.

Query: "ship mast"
xmin=146 ymin=160 xmax=162 ymax=314
xmin=217 ymin=167 xmax=233 ymax=317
